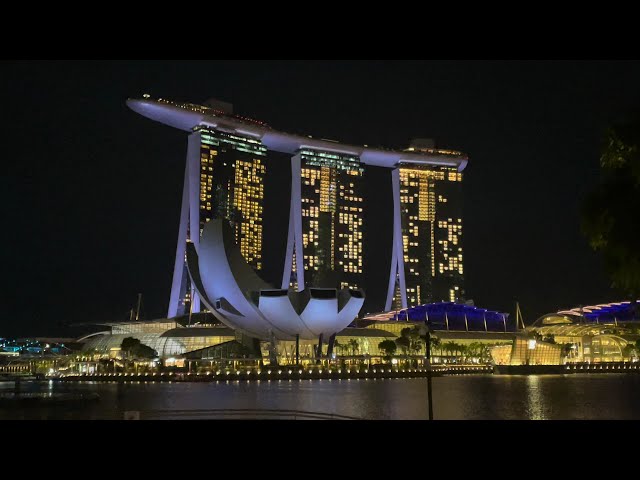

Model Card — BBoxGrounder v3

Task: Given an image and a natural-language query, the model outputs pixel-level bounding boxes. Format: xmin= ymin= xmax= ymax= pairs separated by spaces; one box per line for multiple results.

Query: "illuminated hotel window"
xmin=292 ymin=149 xmax=364 ymax=289
xmin=176 ymin=127 xmax=268 ymax=314
xmin=398 ymin=163 xmax=464 ymax=306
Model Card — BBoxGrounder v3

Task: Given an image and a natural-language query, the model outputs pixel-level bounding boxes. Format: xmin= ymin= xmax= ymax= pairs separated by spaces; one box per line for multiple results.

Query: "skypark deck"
xmin=127 ymin=96 xmax=468 ymax=171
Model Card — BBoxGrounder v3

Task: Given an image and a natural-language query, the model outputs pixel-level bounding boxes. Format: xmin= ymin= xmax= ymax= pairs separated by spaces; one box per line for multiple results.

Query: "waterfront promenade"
xmin=56 ymin=362 xmax=640 ymax=383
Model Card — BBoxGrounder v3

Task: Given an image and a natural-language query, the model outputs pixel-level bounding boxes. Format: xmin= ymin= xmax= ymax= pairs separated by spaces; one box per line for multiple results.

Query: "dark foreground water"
xmin=2 ymin=374 xmax=640 ymax=420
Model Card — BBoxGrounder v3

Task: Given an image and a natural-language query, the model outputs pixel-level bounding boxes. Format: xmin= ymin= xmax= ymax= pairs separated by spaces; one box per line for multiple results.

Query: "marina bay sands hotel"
xmin=127 ymin=96 xmax=468 ymax=319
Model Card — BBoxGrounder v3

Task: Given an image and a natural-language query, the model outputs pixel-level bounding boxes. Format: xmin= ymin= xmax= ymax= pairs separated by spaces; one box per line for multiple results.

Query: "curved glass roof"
xmin=534 ymin=300 xmax=640 ymax=328
xmin=531 ymin=324 xmax=611 ymax=336
xmin=557 ymin=301 xmax=640 ymax=323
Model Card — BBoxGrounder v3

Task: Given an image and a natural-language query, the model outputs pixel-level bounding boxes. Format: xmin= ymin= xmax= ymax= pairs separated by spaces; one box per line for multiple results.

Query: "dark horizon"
xmin=4 ymin=60 xmax=640 ymax=338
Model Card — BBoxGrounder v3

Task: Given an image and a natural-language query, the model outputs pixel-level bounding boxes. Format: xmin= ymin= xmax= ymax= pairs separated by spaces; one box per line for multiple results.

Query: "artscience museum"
xmin=185 ymin=217 xmax=365 ymax=343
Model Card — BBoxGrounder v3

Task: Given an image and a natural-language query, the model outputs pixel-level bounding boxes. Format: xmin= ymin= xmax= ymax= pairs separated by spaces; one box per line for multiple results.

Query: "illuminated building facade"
xmin=385 ymin=141 xmax=465 ymax=310
xmin=431 ymin=164 xmax=464 ymax=303
xmin=168 ymin=124 xmax=267 ymax=318
xmin=127 ymin=97 xmax=468 ymax=320
xmin=282 ymin=149 xmax=364 ymax=291
xmin=525 ymin=301 xmax=640 ymax=363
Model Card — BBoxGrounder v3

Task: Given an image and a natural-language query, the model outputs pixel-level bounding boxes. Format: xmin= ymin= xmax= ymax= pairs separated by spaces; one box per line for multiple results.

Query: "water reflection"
xmin=1 ymin=374 xmax=639 ymax=420
xmin=525 ymin=376 xmax=545 ymax=420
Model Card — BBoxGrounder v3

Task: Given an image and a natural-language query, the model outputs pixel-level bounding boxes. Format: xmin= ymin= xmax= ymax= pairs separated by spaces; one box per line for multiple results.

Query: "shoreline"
xmin=53 ymin=362 xmax=640 ymax=383
xmin=57 ymin=365 xmax=493 ymax=383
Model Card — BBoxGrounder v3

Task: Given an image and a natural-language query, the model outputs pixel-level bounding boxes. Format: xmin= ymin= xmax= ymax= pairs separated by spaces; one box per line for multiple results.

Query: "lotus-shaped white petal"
xmin=186 ymin=218 xmax=364 ymax=340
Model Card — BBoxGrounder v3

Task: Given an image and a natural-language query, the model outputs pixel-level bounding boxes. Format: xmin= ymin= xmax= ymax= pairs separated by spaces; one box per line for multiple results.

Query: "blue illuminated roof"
xmin=557 ymin=301 xmax=640 ymax=323
xmin=392 ymin=302 xmax=513 ymax=332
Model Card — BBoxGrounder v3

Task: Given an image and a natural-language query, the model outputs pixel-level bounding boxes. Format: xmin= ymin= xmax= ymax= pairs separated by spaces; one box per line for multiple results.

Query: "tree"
xmin=348 ymin=339 xmax=360 ymax=357
xmin=333 ymin=338 xmax=342 ymax=356
xmin=430 ymin=336 xmax=441 ymax=357
xmin=466 ymin=342 xmax=479 ymax=358
xmin=441 ymin=341 xmax=462 ymax=359
xmin=133 ymin=343 xmax=158 ymax=360
xmin=582 ymin=111 xmax=640 ymax=302
xmin=622 ymin=344 xmax=636 ymax=360
xmin=378 ymin=340 xmax=397 ymax=361
xmin=121 ymin=337 xmax=139 ymax=355
xmin=399 ymin=326 xmax=424 ymax=355
xmin=120 ymin=337 xmax=158 ymax=360
xmin=395 ymin=336 xmax=410 ymax=356
xmin=479 ymin=344 xmax=493 ymax=363
xmin=457 ymin=344 xmax=468 ymax=362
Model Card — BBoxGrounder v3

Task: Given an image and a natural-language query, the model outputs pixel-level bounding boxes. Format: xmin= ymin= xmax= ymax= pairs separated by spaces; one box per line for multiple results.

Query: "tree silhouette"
xmin=378 ymin=340 xmax=397 ymax=361
xmin=120 ymin=337 xmax=157 ymax=360
xmin=582 ymin=110 xmax=640 ymax=302
xmin=348 ymin=339 xmax=360 ymax=356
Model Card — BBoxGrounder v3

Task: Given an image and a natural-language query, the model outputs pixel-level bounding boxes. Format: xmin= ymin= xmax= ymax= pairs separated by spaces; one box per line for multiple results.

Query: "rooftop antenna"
xmin=135 ymin=293 xmax=142 ymax=321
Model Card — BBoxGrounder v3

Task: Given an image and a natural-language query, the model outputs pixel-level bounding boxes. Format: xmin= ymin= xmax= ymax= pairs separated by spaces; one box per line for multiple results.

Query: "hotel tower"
xmin=127 ymin=97 xmax=468 ymax=318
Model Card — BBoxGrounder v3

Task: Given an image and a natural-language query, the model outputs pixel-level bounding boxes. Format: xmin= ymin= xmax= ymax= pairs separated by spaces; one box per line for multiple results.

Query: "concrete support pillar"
xmin=168 ymin=132 xmax=202 ymax=317
xmin=282 ymin=154 xmax=305 ymax=291
xmin=385 ymin=168 xmax=408 ymax=311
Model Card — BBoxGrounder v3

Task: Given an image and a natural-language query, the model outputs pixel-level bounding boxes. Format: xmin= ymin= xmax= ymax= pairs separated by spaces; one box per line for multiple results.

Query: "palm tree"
xmin=395 ymin=336 xmax=410 ymax=356
xmin=467 ymin=342 xmax=481 ymax=361
xmin=479 ymin=344 xmax=492 ymax=363
xmin=348 ymin=339 xmax=359 ymax=357
xmin=430 ymin=336 xmax=441 ymax=357
xmin=460 ymin=343 xmax=467 ymax=358
xmin=411 ymin=338 xmax=423 ymax=356
xmin=333 ymin=338 xmax=342 ymax=357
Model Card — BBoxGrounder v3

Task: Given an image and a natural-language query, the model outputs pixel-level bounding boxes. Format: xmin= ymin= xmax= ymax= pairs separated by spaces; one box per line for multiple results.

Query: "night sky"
xmin=3 ymin=60 xmax=640 ymax=338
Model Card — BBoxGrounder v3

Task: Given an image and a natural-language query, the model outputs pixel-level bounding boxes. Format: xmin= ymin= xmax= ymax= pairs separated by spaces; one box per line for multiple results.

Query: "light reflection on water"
xmin=526 ymin=376 xmax=545 ymax=420
xmin=1 ymin=374 xmax=640 ymax=420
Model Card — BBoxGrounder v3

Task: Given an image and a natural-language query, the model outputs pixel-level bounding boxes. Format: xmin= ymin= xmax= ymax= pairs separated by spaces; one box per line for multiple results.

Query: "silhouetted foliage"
xmin=582 ymin=111 xmax=640 ymax=300
xmin=395 ymin=336 xmax=411 ymax=355
xmin=378 ymin=340 xmax=397 ymax=359
xmin=120 ymin=337 xmax=158 ymax=359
